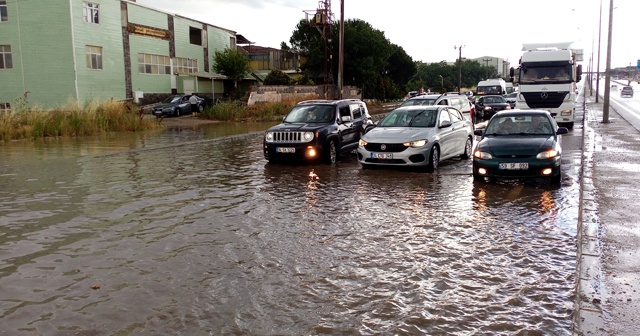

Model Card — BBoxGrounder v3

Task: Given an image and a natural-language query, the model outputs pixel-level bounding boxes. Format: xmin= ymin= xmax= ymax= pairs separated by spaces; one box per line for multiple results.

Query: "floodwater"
xmin=0 ymin=121 xmax=579 ymax=335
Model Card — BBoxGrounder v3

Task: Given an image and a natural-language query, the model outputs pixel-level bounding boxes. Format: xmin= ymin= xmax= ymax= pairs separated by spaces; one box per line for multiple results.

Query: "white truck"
xmin=511 ymin=42 xmax=582 ymax=129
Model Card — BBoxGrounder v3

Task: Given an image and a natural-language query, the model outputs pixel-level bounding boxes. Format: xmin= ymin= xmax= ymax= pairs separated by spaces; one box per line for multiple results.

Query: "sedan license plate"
xmin=499 ymin=162 xmax=529 ymax=170
xmin=371 ymin=153 xmax=393 ymax=159
xmin=276 ymin=147 xmax=295 ymax=153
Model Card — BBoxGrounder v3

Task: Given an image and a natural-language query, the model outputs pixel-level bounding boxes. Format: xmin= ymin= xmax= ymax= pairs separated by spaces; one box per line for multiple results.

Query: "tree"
xmin=263 ymin=69 xmax=292 ymax=85
xmin=213 ymin=48 xmax=250 ymax=90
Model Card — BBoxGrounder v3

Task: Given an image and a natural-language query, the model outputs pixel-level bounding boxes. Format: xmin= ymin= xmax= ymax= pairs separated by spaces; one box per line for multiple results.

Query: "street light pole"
xmin=454 ymin=45 xmax=464 ymax=92
xmin=602 ymin=0 xmax=613 ymax=123
xmin=337 ymin=0 xmax=344 ymax=99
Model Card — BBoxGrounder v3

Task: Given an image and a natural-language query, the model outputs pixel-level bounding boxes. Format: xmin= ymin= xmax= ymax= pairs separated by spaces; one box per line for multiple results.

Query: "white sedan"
xmin=357 ymin=105 xmax=474 ymax=171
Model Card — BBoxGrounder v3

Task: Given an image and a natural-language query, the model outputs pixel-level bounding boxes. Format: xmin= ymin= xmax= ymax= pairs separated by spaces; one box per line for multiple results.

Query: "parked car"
xmin=611 ymin=84 xmax=618 ymax=91
xmin=357 ymin=105 xmax=474 ymax=171
xmin=152 ymin=94 xmax=205 ymax=117
xmin=263 ymin=99 xmax=370 ymax=164
xmin=503 ymin=92 xmax=518 ymax=108
xmin=474 ymin=94 xmax=511 ymax=119
xmin=472 ymin=109 xmax=568 ymax=183
xmin=621 ymin=85 xmax=634 ymax=98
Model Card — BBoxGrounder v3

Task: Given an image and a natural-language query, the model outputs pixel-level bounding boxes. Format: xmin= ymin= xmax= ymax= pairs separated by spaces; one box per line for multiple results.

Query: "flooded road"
xmin=0 ymin=120 xmax=581 ymax=335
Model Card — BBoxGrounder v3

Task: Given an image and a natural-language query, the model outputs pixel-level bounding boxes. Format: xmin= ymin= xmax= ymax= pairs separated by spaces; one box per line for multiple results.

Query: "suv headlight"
xmin=359 ymin=139 xmax=368 ymax=146
xmin=303 ymin=132 xmax=314 ymax=142
xmin=265 ymin=132 xmax=274 ymax=142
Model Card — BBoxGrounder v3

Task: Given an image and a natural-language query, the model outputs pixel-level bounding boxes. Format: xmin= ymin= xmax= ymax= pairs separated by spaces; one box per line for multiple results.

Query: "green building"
xmin=0 ymin=0 xmax=238 ymax=110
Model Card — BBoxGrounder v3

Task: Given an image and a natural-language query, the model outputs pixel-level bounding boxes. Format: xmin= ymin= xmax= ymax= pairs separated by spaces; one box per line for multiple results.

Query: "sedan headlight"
xmin=473 ymin=150 xmax=493 ymax=160
xmin=484 ymin=107 xmax=492 ymax=111
xmin=359 ymin=139 xmax=368 ymax=146
xmin=536 ymin=149 xmax=559 ymax=159
xmin=403 ymin=139 xmax=427 ymax=148
xmin=265 ymin=132 xmax=274 ymax=142
xmin=303 ymin=132 xmax=314 ymax=142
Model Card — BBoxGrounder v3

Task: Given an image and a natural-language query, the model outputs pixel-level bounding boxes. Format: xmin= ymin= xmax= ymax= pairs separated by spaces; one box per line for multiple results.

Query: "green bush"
xmin=263 ymin=69 xmax=292 ymax=85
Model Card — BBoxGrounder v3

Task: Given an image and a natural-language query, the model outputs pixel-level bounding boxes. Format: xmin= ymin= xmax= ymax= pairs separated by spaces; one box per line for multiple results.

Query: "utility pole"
xmin=454 ymin=45 xmax=464 ymax=92
xmin=482 ymin=57 xmax=492 ymax=79
xmin=602 ymin=0 xmax=613 ymax=123
xmin=596 ymin=0 xmax=603 ymax=103
xmin=337 ymin=0 xmax=344 ymax=99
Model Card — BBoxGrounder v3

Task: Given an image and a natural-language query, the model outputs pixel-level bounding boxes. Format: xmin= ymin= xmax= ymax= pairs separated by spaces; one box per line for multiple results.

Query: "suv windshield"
xmin=400 ymin=98 xmax=437 ymax=107
xmin=283 ymin=105 xmax=335 ymax=123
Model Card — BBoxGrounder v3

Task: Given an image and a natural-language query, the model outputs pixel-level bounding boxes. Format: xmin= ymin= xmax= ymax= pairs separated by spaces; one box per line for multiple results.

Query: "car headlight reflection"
xmin=473 ymin=150 xmax=492 ymax=160
xmin=537 ymin=149 xmax=559 ymax=159
xmin=403 ymin=139 xmax=427 ymax=148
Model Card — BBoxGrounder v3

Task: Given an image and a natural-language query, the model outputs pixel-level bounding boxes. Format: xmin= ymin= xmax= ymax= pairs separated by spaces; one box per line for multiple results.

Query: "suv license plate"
xmin=499 ymin=162 xmax=528 ymax=170
xmin=276 ymin=147 xmax=295 ymax=153
xmin=371 ymin=153 xmax=393 ymax=159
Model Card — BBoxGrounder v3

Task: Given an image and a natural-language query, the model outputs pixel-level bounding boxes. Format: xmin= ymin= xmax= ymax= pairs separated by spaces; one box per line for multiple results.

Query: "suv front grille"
xmin=364 ymin=143 xmax=407 ymax=153
xmin=270 ymin=132 xmax=304 ymax=143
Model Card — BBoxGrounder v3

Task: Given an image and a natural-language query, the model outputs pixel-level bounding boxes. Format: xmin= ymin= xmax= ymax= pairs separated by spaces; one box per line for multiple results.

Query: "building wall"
xmin=1 ymin=0 xmax=237 ymax=109
xmin=73 ymin=0 xmax=126 ymax=103
xmin=0 ymin=0 xmax=77 ymax=108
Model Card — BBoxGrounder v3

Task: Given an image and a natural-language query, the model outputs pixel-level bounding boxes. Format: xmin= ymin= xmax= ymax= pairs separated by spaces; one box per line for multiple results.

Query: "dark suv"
xmin=263 ymin=99 xmax=371 ymax=164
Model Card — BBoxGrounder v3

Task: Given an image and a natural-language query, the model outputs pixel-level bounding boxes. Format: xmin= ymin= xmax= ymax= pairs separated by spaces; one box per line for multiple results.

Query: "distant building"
xmin=470 ymin=56 xmax=511 ymax=78
xmin=0 ymin=0 xmax=249 ymax=110
xmin=239 ymin=45 xmax=301 ymax=83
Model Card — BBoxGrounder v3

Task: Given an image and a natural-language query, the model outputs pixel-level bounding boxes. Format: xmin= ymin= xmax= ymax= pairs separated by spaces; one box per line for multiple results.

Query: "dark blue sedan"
xmin=152 ymin=95 xmax=205 ymax=117
xmin=472 ymin=110 xmax=568 ymax=183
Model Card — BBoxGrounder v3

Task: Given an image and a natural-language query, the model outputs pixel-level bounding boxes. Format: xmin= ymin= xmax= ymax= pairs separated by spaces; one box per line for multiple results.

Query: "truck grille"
xmin=270 ymin=132 xmax=304 ymax=143
xmin=521 ymin=91 xmax=569 ymax=109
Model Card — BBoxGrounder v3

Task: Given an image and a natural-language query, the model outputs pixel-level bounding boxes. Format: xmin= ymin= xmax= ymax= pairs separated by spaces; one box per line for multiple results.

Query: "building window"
xmin=1 ymin=1 xmax=8 ymax=22
xmin=86 ymin=45 xmax=102 ymax=70
xmin=230 ymin=37 xmax=236 ymax=50
xmin=83 ymin=2 xmax=99 ymax=24
xmin=175 ymin=57 xmax=198 ymax=74
xmin=189 ymin=27 xmax=202 ymax=46
xmin=0 ymin=45 xmax=12 ymax=69
xmin=138 ymin=53 xmax=171 ymax=75
xmin=0 ymin=102 xmax=10 ymax=113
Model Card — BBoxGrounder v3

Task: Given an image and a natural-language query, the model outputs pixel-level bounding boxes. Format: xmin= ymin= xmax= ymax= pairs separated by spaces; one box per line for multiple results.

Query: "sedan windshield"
xmin=162 ymin=96 xmax=182 ymax=104
xmin=379 ymin=109 xmax=436 ymax=127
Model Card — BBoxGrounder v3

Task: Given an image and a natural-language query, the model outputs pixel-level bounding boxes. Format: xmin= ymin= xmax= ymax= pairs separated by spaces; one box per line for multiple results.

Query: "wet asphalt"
xmin=574 ymin=90 xmax=640 ymax=335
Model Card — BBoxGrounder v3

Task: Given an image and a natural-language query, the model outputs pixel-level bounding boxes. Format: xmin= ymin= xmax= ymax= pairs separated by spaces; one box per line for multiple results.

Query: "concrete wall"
xmin=247 ymin=85 xmax=361 ymax=105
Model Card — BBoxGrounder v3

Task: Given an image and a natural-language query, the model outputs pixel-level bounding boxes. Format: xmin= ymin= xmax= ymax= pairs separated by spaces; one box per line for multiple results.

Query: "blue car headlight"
xmin=473 ymin=150 xmax=492 ymax=160
xmin=536 ymin=149 xmax=559 ymax=159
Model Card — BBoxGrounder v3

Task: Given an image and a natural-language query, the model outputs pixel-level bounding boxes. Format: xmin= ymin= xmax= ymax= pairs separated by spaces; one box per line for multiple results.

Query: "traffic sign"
xmin=637 ymin=59 xmax=640 ymax=69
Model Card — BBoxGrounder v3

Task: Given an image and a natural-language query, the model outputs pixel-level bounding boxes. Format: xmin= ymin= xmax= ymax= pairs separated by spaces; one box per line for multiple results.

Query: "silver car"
xmin=357 ymin=105 xmax=474 ymax=171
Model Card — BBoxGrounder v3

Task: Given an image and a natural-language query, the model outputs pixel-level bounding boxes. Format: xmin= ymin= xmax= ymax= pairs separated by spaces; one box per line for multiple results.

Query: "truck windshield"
xmin=520 ymin=65 xmax=572 ymax=84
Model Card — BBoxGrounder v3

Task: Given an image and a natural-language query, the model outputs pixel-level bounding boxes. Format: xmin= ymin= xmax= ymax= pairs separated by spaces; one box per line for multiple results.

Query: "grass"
xmin=0 ymin=98 xmax=163 ymax=142
xmin=200 ymin=95 xmax=318 ymax=122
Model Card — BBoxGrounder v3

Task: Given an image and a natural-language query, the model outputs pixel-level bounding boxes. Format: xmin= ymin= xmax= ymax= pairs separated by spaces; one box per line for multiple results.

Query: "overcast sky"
xmin=135 ymin=0 xmax=640 ymax=70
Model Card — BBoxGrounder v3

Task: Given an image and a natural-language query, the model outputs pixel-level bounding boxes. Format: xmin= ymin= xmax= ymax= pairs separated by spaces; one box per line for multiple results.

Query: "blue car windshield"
xmin=485 ymin=115 xmax=553 ymax=135
xmin=379 ymin=109 xmax=436 ymax=127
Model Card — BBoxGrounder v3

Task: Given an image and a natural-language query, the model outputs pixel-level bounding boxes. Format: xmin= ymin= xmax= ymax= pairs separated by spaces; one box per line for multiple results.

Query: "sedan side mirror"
xmin=439 ymin=120 xmax=452 ymax=128
xmin=474 ymin=129 xmax=484 ymax=136
xmin=556 ymin=127 xmax=569 ymax=135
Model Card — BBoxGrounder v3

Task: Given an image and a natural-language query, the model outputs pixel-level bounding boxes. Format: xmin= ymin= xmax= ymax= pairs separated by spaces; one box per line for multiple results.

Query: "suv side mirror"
xmin=341 ymin=115 xmax=352 ymax=122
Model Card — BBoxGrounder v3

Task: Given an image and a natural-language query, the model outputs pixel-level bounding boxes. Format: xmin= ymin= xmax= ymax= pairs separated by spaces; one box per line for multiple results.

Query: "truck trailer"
xmin=511 ymin=42 xmax=582 ymax=129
